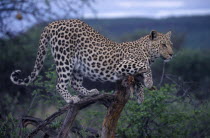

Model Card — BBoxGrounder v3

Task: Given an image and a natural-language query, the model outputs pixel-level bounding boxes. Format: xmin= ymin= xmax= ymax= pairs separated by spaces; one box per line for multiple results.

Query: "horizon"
xmin=82 ymin=14 xmax=210 ymax=20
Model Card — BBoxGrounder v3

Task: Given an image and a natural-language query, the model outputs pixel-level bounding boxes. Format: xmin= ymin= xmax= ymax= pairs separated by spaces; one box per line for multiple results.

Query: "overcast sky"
xmin=6 ymin=0 xmax=210 ymax=34
xmin=84 ymin=0 xmax=210 ymax=18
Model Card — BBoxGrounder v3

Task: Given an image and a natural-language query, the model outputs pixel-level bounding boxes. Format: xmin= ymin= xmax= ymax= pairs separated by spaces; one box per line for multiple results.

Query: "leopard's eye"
xmin=162 ymin=44 xmax=167 ymax=48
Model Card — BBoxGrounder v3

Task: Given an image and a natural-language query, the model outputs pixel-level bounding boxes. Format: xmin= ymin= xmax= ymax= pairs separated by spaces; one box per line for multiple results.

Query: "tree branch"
xmin=57 ymin=93 xmax=115 ymax=138
xmin=24 ymin=76 xmax=136 ymax=138
xmin=22 ymin=116 xmax=57 ymax=137
xmin=26 ymin=93 xmax=115 ymax=138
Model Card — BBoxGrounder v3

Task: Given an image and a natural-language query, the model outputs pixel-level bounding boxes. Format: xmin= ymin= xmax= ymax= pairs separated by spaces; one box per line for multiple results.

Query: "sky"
xmin=4 ymin=0 xmax=210 ymax=35
xmin=83 ymin=0 xmax=210 ymax=18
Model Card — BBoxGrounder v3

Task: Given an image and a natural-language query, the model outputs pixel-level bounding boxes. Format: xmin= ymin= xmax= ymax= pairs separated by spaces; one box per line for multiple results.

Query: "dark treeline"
xmin=85 ymin=16 xmax=210 ymax=49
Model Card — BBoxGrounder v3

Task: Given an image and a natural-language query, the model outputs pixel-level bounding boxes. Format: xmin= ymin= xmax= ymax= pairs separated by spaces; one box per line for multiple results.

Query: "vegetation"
xmin=118 ymin=85 xmax=210 ymax=137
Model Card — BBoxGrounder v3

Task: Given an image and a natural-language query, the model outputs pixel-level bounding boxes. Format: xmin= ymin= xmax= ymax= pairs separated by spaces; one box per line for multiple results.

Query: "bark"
xmin=101 ymin=76 xmax=135 ymax=138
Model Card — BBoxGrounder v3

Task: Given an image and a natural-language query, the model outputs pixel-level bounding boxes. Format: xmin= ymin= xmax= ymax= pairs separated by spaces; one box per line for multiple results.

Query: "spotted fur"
xmin=10 ymin=19 xmax=173 ymax=103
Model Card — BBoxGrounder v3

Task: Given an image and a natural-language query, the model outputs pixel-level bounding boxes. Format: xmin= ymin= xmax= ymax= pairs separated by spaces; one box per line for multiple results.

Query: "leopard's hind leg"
xmin=56 ymin=62 xmax=80 ymax=103
xmin=70 ymin=70 xmax=99 ymax=97
xmin=52 ymin=43 xmax=80 ymax=103
xmin=55 ymin=62 xmax=80 ymax=103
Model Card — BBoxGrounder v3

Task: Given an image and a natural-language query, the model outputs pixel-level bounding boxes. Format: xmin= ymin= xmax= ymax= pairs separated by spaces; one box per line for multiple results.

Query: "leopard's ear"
xmin=166 ymin=31 xmax=172 ymax=38
xmin=149 ymin=30 xmax=157 ymax=40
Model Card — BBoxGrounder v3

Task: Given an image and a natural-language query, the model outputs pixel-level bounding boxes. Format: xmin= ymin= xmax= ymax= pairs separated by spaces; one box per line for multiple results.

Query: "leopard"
xmin=10 ymin=19 xmax=173 ymax=104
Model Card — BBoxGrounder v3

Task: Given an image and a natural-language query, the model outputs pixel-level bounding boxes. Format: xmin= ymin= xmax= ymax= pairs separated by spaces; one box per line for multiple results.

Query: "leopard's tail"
xmin=10 ymin=26 xmax=50 ymax=86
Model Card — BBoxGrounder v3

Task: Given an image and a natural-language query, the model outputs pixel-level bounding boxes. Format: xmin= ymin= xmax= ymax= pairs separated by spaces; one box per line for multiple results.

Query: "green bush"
xmin=118 ymin=85 xmax=210 ymax=137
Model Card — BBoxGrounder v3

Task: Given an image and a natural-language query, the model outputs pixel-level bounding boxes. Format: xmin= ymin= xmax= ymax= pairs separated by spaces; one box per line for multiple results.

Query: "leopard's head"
xmin=149 ymin=30 xmax=173 ymax=62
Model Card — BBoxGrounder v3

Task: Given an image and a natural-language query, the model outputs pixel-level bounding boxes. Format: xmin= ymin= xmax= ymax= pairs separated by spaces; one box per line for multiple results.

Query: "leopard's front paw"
xmin=89 ymin=89 xmax=100 ymax=96
xmin=143 ymin=77 xmax=153 ymax=89
xmin=136 ymin=89 xmax=144 ymax=104
xmin=66 ymin=96 xmax=80 ymax=104
xmin=137 ymin=96 xmax=144 ymax=104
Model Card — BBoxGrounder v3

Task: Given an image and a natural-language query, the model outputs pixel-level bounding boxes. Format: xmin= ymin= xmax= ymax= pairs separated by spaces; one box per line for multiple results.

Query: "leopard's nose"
xmin=169 ymin=54 xmax=173 ymax=57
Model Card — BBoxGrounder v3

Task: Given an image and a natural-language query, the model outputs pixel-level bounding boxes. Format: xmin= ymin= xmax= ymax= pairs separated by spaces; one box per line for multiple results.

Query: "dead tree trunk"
xmin=101 ymin=76 xmax=134 ymax=138
xmin=23 ymin=76 xmax=135 ymax=138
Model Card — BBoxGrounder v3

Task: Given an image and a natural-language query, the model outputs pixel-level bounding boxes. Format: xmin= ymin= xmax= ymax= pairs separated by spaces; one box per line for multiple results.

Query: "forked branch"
xmin=23 ymin=76 xmax=135 ymax=138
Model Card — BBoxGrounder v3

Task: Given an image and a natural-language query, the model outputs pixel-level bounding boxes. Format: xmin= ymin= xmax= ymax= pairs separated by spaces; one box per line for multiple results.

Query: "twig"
xmin=22 ymin=116 xmax=57 ymax=137
xmin=22 ymin=116 xmax=99 ymax=137
xmin=71 ymin=125 xmax=99 ymax=137
xmin=165 ymin=74 xmax=192 ymax=103
xmin=27 ymin=105 xmax=69 ymax=138
xmin=26 ymin=93 xmax=37 ymax=114
xmin=19 ymin=92 xmax=37 ymax=137
xmin=158 ymin=62 xmax=166 ymax=87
